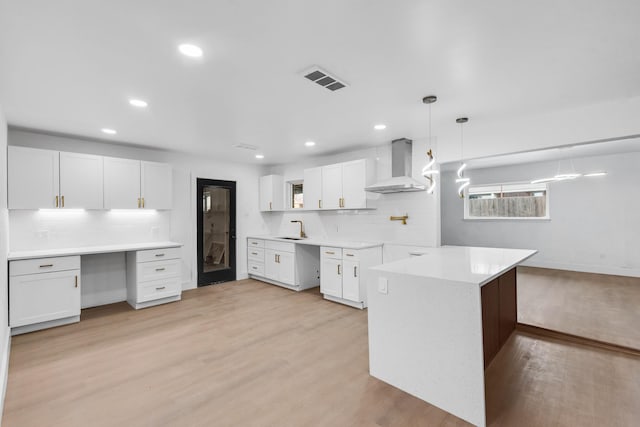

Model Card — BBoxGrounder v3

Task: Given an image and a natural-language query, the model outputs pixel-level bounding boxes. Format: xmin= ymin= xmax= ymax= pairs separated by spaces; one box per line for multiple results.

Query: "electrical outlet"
xmin=378 ymin=277 xmax=388 ymax=294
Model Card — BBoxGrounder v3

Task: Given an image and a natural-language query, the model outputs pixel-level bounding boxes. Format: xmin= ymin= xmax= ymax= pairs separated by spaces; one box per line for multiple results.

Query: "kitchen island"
xmin=367 ymin=246 xmax=536 ymax=427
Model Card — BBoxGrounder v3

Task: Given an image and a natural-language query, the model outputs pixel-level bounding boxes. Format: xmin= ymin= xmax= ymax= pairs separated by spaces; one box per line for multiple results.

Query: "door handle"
xmin=318 ymin=200 xmax=322 ymax=209
xmin=155 ymin=253 xmax=165 ymax=257
xmin=142 ymin=197 xmax=145 ymax=208
xmin=61 ymin=195 xmax=65 ymax=208
xmin=354 ymin=266 xmax=357 ymax=277
xmin=75 ymin=275 xmax=78 ymax=288
xmin=55 ymin=195 xmax=59 ymax=208
xmin=156 ymin=286 xmax=166 ymax=290
xmin=138 ymin=198 xmax=141 ymax=208
xmin=155 ymin=268 xmax=166 ymax=271
xmin=39 ymin=264 xmax=54 ymax=268
xmin=269 ymin=201 xmax=272 ymax=210
xmin=337 ymin=264 xmax=341 ymax=275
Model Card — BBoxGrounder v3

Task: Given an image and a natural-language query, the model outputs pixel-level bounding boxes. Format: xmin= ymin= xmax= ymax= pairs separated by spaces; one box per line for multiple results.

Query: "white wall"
xmin=8 ymin=129 xmax=268 ymax=306
xmin=266 ymin=138 xmax=440 ymax=248
xmin=0 ymin=107 xmax=11 ymax=419
xmin=441 ymin=151 xmax=640 ymax=277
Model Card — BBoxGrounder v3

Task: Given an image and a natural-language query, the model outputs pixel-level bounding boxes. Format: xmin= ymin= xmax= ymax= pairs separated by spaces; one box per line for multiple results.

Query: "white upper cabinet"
xmin=259 ymin=174 xmax=284 ymax=212
xmin=104 ymin=157 xmax=141 ymax=209
xmin=59 ymin=152 xmax=104 ymax=209
xmin=341 ymin=159 xmax=368 ymax=209
xmin=321 ymin=163 xmax=343 ymax=209
xmin=8 ymin=146 xmax=60 ymax=209
xmin=317 ymin=159 xmax=371 ymax=210
xmin=141 ymin=161 xmax=172 ymax=210
xmin=303 ymin=167 xmax=322 ymax=210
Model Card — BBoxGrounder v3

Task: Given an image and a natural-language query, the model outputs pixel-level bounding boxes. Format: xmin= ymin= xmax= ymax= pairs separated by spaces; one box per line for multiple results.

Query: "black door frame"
xmin=197 ymin=178 xmax=237 ymax=286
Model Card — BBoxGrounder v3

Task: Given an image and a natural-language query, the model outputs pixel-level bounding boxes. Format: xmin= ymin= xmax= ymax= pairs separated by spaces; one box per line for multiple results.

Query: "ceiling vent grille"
xmin=232 ymin=143 xmax=258 ymax=151
xmin=302 ymin=66 xmax=347 ymax=91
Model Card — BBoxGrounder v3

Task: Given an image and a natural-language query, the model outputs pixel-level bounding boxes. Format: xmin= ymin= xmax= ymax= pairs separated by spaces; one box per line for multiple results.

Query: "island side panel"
xmin=481 ymin=278 xmax=500 ymax=368
xmin=367 ymin=270 xmax=487 ymax=427
xmin=498 ymin=267 xmax=517 ymax=348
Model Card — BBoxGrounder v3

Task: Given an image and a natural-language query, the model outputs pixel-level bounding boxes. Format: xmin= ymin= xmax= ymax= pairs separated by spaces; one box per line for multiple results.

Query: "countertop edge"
xmin=8 ymin=241 xmax=184 ymax=261
xmin=246 ymin=235 xmax=383 ymax=249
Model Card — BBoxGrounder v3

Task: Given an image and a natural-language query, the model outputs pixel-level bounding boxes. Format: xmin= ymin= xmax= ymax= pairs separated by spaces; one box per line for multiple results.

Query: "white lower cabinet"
xmin=247 ymin=238 xmax=319 ymax=291
xmin=320 ymin=246 xmax=382 ymax=309
xmin=126 ymin=247 xmax=182 ymax=309
xmin=9 ymin=256 xmax=81 ymax=335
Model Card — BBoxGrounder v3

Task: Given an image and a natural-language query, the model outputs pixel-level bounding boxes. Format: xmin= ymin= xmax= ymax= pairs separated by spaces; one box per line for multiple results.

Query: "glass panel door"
xmin=197 ymin=178 xmax=236 ymax=285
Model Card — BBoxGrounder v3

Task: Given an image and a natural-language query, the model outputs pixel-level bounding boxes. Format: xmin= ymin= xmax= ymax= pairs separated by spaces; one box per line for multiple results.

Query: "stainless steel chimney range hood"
xmin=365 ymin=138 xmax=426 ymax=194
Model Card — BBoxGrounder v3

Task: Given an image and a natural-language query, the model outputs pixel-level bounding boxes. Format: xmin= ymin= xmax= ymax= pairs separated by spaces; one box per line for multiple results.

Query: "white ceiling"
xmin=1 ymin=1 xmax=640 ymax=164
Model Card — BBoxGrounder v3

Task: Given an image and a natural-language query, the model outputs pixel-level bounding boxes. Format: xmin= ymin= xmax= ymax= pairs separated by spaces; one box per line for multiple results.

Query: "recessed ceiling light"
xmin=305 ymin=141 xmax=316 ymax=147
xmin=129 ymin=99 xmax=148 ymax=108
xmin=178 ymin=44 xmax=203 ymax=58
xmin=374 ymin=124 xmax=387 ymax=130
xmin=255 ymin=154 xmax=264 ymax=159
xmin=101 ymin=128 xmax=117 ymax=135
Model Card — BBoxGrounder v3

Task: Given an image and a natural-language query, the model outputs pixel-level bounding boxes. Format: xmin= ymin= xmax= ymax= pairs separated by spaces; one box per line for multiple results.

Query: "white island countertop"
xmin=247 ymin=235 xmax=383 ymax=250
xmin=371 ymin=245 xmax=537 ymax=286
xmin=8 ymin=241 xmax=183 ymax=261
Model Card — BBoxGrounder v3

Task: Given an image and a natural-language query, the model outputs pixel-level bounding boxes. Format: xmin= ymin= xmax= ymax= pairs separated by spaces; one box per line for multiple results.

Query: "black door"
xmin=197 ymin=178 xmax=236 ymax=286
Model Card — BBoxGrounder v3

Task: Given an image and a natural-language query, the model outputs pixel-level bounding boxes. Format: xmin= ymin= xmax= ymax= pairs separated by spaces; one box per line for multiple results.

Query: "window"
xmin=464 ymin=182 xmax=549 ymax=219
xmin=289 ymin=181 xmax=304 ymax=209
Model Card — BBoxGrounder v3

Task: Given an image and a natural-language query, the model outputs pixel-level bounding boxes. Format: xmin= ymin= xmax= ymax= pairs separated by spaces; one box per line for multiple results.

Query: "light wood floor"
xmin=3 ymin=279 xmax=640 ymax=426
xmin=518 ymin=267 xmax=640 ymax=349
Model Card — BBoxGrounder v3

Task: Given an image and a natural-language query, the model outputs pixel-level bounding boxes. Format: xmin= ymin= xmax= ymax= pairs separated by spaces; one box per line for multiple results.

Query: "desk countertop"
xmin=8 ymin=241 xmax=183 ymax=261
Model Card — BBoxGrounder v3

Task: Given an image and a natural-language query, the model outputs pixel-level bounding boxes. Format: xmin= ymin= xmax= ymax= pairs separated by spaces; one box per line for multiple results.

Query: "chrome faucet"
xmin=290 ymin=220 xmax=306 ymax=238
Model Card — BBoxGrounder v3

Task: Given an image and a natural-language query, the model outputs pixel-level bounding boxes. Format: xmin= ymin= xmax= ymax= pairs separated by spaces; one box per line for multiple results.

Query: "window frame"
xmin=463 ymin=181 xmax=551 ymax=221
xmin=287 ymin=180 xmax=304 ymax=210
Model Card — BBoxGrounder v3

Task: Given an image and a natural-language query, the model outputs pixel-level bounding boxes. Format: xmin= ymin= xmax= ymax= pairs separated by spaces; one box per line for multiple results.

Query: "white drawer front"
xmin=248 ymin=261 xmax=265 ymax=276
xmin=265 ymin=240 xmax=295 ymax=252
xmin=10 ymin=256 xmax=81 ymax=277
xmin=137 ymin=259 xmax=181 ymax=282
xmin=137 ymin=247 xmax=181 ymax=263
xmin=248 ymin=247 xmax=265 ymax=262
xmin=137 ymin=277 xmax=181 ymax=303
xmin=342 ymin=249 xmax=361 ymax=260
xmin=248 ymin=239 xmax=264 ymax=249
xmin=321 ymin=246 xmax=342 ymax=260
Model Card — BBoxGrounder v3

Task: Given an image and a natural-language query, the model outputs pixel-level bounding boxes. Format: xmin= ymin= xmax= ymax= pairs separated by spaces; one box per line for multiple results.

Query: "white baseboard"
xmin=522 ymin=259 xmax=640 ymax=278
xmin=81 ymin=289 xmax=127 ymax=309
xmin=0 ymin=327 xmax=10 ymax=426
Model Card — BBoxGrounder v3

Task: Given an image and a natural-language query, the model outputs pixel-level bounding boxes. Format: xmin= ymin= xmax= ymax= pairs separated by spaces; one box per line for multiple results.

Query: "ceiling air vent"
xmin=232 ymin=143 xmax=258 ymax=151
xmin=302 ymin=66 xmax=347 ymax=91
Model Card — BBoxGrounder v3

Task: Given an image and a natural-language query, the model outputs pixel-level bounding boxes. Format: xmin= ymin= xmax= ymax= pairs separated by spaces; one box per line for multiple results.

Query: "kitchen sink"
xmin=277 ymin=237 xmax=305 ymax=240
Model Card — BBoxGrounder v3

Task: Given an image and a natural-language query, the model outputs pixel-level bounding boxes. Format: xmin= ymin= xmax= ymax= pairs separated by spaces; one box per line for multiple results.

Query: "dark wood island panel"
xmin=481 ymin=267 xmax=517 ymax=368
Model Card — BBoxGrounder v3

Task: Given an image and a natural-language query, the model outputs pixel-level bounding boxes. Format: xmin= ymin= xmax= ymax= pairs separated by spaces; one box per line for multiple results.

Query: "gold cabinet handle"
xmin=275 ymin=254 xmax=278 ymax=263
xmin=55 ymin=195 xmax=59 ymax=208
xmin=251 ymin=252 xmax=258 ymax=255
xmin=137 ymin=198 xmax=141 ymax=208
xmin=75 ymin=275 xmax=78 ymax=288
xmin=318 ymin=200 xmax=322 ymax=209
xmin=61 ymin=195 xmax=65 ymax=208
xmin=390 ymin=214 xmax=409 ymax=225
xmin=39 ymin=264 xmax=54 ymax=268
xmin=325 ymin=251 xmax=335 ymax=255
xmin=354 ymin=266 xmax=357 ymax=277
xmin=155 ymin=267 xmax=166 ymax=271
xmin=269 ymin=201 xmax=272 ymax=210
xmin=345 ymin=253 xmax=354 ymax=257
xmin=142 ymin=197 xmax=145 ymax=208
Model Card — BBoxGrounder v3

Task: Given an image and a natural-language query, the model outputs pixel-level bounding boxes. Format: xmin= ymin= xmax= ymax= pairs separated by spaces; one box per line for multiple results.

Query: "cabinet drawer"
xmin=137 ymin=247 xmax=181 ymax=263
xmin=248 ymin=261 xmax=265 ymax=276
xmin=137 ymin=277 xmax=181 ymax=303
xmin=248 ymin=247 xmax=265 ymax=262
xmin=342 ymin=249 xmax=361 ymax=260
xmin=248 ymin=239 xmax=264 ymax=249
xmin=10 ymin=256 xmax=81 ymax=277
xmin=137 ymin=259 xmax=181 ymax=282
xmin=265 ymin=240 xmax=295 ymax=252
xmin=321 ymin=247 xmax=342 ymax=260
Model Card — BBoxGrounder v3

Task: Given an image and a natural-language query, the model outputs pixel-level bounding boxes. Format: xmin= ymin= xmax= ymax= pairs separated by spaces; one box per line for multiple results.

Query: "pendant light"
xmin=455 ymin=117 xmax=470 ymax=198
xmin=421 ymin=95 xmax=439 ymax=194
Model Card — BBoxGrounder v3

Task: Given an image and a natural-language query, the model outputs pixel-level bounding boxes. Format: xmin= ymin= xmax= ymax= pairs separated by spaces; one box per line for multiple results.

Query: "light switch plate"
xmin=378 ymin=277 xmax=388 ymax=294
